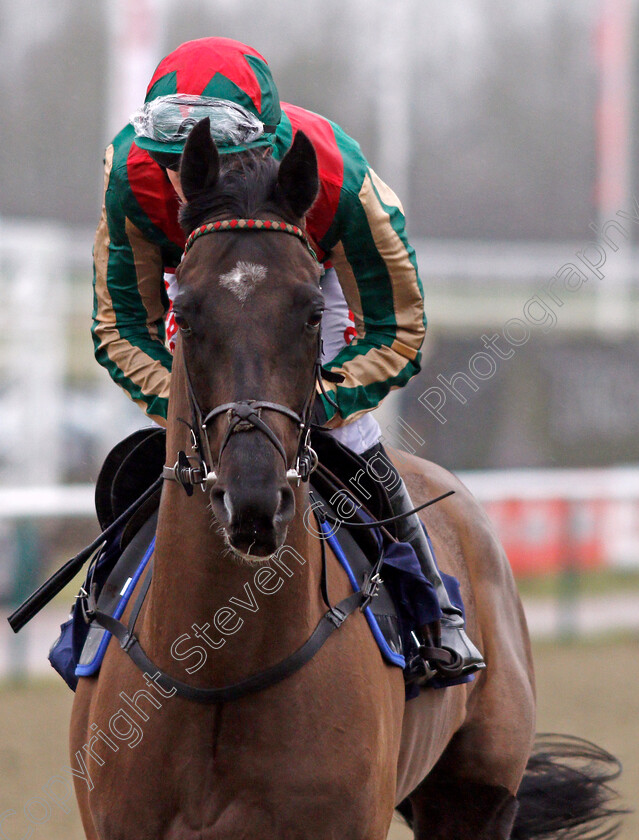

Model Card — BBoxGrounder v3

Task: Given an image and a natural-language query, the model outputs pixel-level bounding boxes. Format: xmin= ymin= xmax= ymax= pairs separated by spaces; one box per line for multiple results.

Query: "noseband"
xmin=163 ymin=218 xmax=339 ymax=495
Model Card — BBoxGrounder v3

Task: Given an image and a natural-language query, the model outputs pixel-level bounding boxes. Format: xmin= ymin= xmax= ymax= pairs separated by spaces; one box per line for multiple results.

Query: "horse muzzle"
xmin=210 ymin=482 xmax=296 ymax=558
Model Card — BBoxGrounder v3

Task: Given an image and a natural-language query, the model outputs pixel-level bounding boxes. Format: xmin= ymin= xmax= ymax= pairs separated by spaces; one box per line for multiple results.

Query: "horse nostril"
xmin=211 ymin=488 xmax=233 ymax=525
xmin=275 ymin=486 xmax=295 ymax=526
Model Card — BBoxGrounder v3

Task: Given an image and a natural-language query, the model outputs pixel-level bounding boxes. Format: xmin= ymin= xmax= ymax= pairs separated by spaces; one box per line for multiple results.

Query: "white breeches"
xmin=318 ymin=268 xmax=380 ymax=454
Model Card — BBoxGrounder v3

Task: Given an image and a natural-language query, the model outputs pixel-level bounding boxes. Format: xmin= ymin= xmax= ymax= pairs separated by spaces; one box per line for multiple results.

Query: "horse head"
xmin=172 ymin=118 xmax=323 ymax=559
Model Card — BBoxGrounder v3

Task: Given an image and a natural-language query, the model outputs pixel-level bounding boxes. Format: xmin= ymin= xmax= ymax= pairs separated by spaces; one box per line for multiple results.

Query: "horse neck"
xmin=142 ymin=364 xmax=323 ymax=679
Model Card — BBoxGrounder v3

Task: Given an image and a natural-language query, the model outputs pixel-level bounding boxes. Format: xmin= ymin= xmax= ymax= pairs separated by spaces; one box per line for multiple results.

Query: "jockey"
xmin=92 ymin=37 xmax=483 ymax=681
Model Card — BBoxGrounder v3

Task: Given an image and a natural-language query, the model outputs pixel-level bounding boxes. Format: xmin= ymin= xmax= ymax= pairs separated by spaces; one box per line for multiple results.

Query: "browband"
xmin=184 ymin=218 xmax=319 ymax=263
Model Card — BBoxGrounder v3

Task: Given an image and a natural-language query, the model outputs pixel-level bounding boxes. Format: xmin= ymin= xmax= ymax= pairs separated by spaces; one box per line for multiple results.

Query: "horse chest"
xmin=87 ymin=705 xmax=395 ymax=840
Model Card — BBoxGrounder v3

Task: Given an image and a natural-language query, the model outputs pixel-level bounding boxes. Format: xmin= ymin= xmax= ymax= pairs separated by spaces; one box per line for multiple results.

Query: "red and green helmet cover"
xmin=137 ymin=38 xmax=281 ymax=154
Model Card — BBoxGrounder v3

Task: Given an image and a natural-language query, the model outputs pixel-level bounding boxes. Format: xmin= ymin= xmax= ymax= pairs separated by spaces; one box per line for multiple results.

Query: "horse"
xmin=69 ymin=119 xmax=622 ymax=839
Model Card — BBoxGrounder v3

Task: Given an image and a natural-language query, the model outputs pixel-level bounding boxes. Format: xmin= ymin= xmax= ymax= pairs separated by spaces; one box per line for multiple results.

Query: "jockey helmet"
xmin=132 ymin=38 xmax=281 ymax=156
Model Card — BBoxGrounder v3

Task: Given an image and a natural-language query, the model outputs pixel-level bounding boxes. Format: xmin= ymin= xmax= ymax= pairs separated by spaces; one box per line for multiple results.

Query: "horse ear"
xmin=277 ymin=131 xmax=319 ymax=219
xmin=179 ymin=118 xmax=220 ymax=202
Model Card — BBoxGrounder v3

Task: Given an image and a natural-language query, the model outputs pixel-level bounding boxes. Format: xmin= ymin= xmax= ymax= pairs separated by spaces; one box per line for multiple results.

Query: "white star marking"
xmin=219 ymin=261 xmax=268 ymax=303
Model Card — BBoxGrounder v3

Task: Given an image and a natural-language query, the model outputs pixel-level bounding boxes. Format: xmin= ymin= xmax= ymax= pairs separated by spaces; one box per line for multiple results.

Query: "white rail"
xmin=0 ymin=485 xmax=95 ymax=519
xmin=1 ymin=466 xmax=638 ymax=517
xmin=459 ymin=466 xmax=639 ymax=502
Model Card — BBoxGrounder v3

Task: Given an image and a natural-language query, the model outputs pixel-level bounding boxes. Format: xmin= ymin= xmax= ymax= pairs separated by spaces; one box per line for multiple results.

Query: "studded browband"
xmin=184 ymin=218 xmax=320 ymax=263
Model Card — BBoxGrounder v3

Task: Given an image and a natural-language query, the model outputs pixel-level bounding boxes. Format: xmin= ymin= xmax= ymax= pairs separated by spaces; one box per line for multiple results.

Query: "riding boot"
xmin=361 ymin=444 xmax=485 ymax=681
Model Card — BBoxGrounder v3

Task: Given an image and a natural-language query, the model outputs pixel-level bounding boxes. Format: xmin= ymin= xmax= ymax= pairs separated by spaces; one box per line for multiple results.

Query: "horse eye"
xmin=174 ymin=313 xmax=192 ymax=336
xmin=306 ymin=310 xmax=323 ymax=330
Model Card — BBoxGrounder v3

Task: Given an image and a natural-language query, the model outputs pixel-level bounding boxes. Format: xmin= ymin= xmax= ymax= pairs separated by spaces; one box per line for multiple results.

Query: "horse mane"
xmin=178 ymin=150 xmax=283 ymax=233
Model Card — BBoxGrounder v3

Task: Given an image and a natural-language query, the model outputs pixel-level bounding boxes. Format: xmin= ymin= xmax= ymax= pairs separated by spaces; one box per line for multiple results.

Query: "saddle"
xmin=94 ymin=426 xmax=165 ymax=536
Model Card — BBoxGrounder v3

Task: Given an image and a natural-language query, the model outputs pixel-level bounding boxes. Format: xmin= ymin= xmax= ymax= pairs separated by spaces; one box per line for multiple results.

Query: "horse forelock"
xmin=179 ymin=150 xmax=282 ymax=233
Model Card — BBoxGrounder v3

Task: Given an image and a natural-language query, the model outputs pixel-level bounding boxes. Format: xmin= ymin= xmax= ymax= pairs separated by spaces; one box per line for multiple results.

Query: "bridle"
xmin=163 ymin=218 xmax=341 ymax=495
xmin=87 ymin=216 xmax=384 ymax=705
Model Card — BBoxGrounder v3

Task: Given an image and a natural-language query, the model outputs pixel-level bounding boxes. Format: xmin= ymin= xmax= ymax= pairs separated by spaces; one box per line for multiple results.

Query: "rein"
xmin=87 ymin=516 xmax=383 ymax=705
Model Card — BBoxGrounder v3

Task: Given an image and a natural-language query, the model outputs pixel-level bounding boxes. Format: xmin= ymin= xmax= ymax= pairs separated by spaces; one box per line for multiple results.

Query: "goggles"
xmin=131 ymin=94 xmax=270 ymax=155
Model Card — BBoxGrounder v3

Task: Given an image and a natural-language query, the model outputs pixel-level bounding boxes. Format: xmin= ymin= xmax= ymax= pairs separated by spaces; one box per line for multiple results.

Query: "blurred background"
xmin=1 ymin=1 xmax=638 ymax=838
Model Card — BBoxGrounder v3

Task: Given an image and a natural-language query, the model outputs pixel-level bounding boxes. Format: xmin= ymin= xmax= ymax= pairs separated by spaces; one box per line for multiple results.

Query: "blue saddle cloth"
xmin=50 ymin=519 xmax=472 ymax=700
xmin=320 ymin=521 xmax=472 ymax=696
